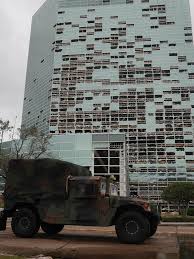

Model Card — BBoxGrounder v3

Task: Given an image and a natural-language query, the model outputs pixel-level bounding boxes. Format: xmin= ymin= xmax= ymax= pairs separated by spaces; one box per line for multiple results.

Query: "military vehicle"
xmin=0 ymin=159 xmax=159 ymax=244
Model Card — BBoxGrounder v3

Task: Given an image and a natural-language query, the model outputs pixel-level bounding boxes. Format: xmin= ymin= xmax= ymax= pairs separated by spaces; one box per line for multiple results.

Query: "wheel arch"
xmin=111 ymin=204 xmax=146 ymax=225
xmin=7 ymin=203 xmax=39 ymax=219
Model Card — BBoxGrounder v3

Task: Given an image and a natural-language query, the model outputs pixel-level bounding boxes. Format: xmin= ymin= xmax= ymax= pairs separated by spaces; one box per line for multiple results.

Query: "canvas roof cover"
xmin=4 ymin=159 xmax=91 ymax=197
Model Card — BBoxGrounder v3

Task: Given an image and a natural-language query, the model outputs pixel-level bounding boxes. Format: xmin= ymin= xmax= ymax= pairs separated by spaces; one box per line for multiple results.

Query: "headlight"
xmin=143 ymin=202 xmax=151 ymax=212
xmin=100 ymin=181 xmax=106 ymax=196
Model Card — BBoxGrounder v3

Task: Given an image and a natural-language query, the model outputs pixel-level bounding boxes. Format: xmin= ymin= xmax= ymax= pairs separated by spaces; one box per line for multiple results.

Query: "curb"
xmin=160 ymin=222 xmax=194 ymax=226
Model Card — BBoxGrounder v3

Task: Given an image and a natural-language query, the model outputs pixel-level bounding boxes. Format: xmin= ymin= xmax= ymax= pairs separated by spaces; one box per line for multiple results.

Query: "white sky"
xmin=0 ymin=0 xmax=194 ymax=129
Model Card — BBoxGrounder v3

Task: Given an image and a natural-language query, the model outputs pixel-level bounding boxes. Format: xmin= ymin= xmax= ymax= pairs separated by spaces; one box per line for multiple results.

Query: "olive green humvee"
xmin=0 ymin=159 xmax=159 ymax=244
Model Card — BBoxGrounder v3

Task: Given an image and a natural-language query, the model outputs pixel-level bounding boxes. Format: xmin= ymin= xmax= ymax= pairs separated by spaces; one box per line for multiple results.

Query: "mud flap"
xmin=0 ymin=211 xmax=7 ymax=231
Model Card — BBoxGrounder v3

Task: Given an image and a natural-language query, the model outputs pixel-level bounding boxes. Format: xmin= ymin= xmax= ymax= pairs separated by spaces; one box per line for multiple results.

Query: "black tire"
xmin=115 ymin=211 xmax=150 ymax=244
xmin=11 ymin=208 xmax=40 ymax=238
xmin=41 ymin=222 xmax=64 ymax=235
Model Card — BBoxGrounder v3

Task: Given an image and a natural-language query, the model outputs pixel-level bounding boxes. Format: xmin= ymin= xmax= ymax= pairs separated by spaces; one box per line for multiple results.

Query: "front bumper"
xmin=0 ymin=211 xmax=7 ymax=231
xmin=147 ymin=212 xmax=160 ymax=226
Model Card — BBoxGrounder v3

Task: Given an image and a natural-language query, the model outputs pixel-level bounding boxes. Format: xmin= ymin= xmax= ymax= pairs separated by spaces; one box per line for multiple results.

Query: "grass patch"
xmin=162 ymin=216 xmax=194 ymax=222
xmin=0 ymin=195 xmax=4 ymax=208
xmin=0 ymin=202 xmax=4 ymax=208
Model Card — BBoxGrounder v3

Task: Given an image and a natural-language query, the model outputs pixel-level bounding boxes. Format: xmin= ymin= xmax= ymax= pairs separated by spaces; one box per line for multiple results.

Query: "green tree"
xmin=161 ymin=182 xmax=194 ymax=216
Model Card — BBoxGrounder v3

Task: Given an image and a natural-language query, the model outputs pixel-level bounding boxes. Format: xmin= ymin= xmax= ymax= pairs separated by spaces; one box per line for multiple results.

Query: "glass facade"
xmin=1 ymin=133 xmax=128 ymax=196
xmin=22 ymin=0 xmax=57 ymax=133
xmin=22 ymin=0 xmax=194 ymax=199
xmin=48 ymin=133 xmax=128 ymax=196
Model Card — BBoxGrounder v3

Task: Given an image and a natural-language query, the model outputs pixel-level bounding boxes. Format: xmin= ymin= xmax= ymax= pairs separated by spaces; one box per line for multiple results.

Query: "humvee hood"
xmin=117 ymin=196 xmax=149 ymax=207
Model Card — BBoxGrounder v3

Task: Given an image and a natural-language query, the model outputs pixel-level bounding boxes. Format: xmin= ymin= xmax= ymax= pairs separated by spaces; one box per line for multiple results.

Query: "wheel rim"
xmin=125 ymin=220 xmax=139 ymax=235
xmin=18 ymin=216 xmax=31 ymax=231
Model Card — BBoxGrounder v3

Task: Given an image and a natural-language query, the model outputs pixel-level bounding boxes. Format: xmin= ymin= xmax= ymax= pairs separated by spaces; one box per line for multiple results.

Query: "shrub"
xmin=0 ymin=195 xmax=4 ymax=208
xmin=150 ymin=203 xmax=158 ymax=214
xmin=162 ymin=216 xmax=194 ymax=222
xmin=162 ymin=182 xmax=194 ymax=216
xmin=187 ymin=208 xmax=194 ymax=216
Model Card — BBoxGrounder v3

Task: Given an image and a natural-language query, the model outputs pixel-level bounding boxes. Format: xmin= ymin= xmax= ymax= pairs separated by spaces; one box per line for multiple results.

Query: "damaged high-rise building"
xmin=22 ymin=0 xmax=194 ymax=200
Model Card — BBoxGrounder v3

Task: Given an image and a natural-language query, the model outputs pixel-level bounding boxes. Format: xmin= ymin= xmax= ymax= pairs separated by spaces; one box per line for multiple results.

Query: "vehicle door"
xmin=67 ymin=179 xmax=99 ymax=225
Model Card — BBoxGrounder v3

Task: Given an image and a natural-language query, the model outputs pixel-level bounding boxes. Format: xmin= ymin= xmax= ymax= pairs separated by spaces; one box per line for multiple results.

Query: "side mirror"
xmin=65 ymin=175 xmax=71 ymax=197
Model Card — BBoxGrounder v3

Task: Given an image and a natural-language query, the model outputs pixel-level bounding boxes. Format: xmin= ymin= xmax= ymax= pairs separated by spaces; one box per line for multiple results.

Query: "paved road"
xmin=0 ymin=205 xmax=193 ymax=258
xmin=0 ymin=224 xmax=190 ymax=259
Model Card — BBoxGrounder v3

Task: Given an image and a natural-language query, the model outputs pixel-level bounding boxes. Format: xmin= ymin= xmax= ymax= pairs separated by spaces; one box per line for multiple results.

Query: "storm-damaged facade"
xmin=22 ymin=0 xmax=194 ymax=200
